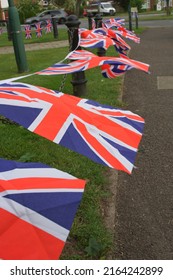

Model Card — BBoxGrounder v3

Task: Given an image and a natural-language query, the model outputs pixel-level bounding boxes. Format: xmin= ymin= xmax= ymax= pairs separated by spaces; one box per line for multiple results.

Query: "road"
xmin=133 ymin=19 xmax=173 ymax=28
xmin=79 ymin=15 xmax=173 ymax=29
xmin=1 ymin=14 xmax=172 ymax=32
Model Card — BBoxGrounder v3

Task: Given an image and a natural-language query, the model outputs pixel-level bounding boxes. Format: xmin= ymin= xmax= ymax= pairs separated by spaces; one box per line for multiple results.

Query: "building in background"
xmin=142 ymin=0 xmax=172 ymax=10
xmin=0 ymin=0 xmax=8 ymax=20
xmin=0 ymin=0 xmax=8 ymax=9
xmin=39 ymin=0 xmax=49 ymax=7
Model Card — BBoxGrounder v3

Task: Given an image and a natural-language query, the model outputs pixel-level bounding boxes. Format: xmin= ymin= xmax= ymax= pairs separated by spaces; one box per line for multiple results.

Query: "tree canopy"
xmin=16 ymin=0 xmax=40 ymax=23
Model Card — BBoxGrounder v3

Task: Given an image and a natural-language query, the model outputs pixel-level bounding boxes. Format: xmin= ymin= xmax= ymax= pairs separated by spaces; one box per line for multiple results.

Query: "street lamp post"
xmin=8 ymin=0 xmax=28 ymax=73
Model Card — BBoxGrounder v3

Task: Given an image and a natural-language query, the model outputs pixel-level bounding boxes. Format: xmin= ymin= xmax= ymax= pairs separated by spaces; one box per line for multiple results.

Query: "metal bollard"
xmin=6 ymin=20 xmax=12 ymax=41
xmin=51 ymin=16 xmax=58 ymax=39
xmin=94 ymin=14 xmax=106 ymax=57
xmin=135 ymin=12 xmax=138 ymax=29
xmin=87 ymin=13 xmax=93 ymax=30
xmin=65 ymin=14 xmax=87 ymax=97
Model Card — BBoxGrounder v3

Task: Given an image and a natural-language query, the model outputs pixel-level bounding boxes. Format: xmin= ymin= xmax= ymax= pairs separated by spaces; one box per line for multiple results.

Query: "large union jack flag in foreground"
xmin=0 ymin=158 xmax=86 ymax=260
xmin=0 ymin=82 xmax=144 ymax=174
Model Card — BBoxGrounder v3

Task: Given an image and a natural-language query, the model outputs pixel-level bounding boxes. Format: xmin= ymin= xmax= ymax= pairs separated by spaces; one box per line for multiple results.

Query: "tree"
xmin=51 ymin=0 xmax=65 ymax=7
xmin=75 ymin=0 xmax=83 ymax=16
xmin=118 ymin=0 xmax=143 ymax=12
xmin=130 ymin=0 xmax=144 ymax=11
xmin=166 ymin=0 xmax=171 ymax=16
xmin=52 ymin=0 xmax=87 ymax=16
xmin=119 ymin=0 xmax=130 ymax=11
xmin=16 ymin=0 xmax=40 ymax=23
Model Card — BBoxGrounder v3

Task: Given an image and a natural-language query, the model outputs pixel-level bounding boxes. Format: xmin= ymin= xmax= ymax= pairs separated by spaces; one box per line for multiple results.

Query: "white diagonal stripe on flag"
xmin=0 ymin=168 xmax=76 ymax=180
xmin=0 ymin=188 xmax=84 ymax=196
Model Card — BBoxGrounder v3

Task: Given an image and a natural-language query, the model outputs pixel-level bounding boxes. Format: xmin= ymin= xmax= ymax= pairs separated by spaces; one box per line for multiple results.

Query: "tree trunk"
xmin=76 ymin=0 xmax=81 ymax=17
xmin=166 ymin=0 xmax=170 ymax=16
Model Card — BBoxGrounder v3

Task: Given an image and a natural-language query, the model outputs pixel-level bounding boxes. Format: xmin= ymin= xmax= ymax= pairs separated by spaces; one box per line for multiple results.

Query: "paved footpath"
xmin=114 ymin=27 xmax=173 ymax=260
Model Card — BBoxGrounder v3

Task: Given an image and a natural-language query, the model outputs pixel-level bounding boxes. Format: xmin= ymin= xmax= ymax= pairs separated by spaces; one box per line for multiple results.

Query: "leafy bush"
xmin=119 ymin=0 xmax=144 ymax=12
xmin=131 ymin=0 xmax=144 ymax=12
xmin=16 ymin=0 xmax=41 ymax=23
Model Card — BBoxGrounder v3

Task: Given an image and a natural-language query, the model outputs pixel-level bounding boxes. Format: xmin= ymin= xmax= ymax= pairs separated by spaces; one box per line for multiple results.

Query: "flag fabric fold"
xmin=0 ymin=81 xmax=145 ymax=174
xmin=0 ymin=158 xmax=86 ymax=260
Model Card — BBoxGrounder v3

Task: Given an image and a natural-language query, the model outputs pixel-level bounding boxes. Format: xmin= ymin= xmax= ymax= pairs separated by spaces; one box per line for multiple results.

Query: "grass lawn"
xmin=0 ymin=27 xmax=68 ymax=47
xmin=138 ymin=14 xmax=173 ymax=21
xmin=0 ymin=43 xmax=124 ymax=259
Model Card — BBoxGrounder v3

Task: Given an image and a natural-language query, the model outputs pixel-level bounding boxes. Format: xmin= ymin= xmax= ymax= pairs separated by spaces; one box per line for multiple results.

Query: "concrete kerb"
xmin=103 ymin=75 xmax=125 ymax=259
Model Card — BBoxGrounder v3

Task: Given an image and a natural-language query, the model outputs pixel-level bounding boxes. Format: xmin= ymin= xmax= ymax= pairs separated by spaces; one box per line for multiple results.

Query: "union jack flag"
xmin=79 ymin=28 xmax=116 ymax=50
xmin=68 ymin=51 xmax=149 ymax=74
xmin=35 ymin=22 xmax=42 ymax=38
xmin=103 ymin=18 xmax=125 ymax=29
xmin=79 ymin=37 xmax=114 ymax=50
xmin=92 ymin=28 xmax=134 ymax=52
xmin=103 ymin=18 xmax=140 ymax=44
xmin=0 ymin=81 xmax=145 ymax=174
xmin=37 ymin=50 xmax=149 ymax=77
xmin=0 ymin=158 xmax=86 ymax=260
xmin=24 ymin=25 xmax=32 ymax=39
xmin=106 ymin=28 xmax=131 ymax=55
xmin=45 ymin=19 xmax=52 ymax=33
xmin=37 ymin=60 xmax=91 ymax=75
xmin=79 ymin=28 xmax=130 ymax=55
xmin=116 ymin=27 xmax=140 ymax=44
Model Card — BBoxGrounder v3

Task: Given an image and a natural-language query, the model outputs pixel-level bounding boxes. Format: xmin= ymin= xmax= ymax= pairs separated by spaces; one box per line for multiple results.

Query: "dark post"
xmin=128 ymin=2 xmax=132 ymax=31
xmin=8 ymin=0 xmax=28 ymax=73
xmin=6 ymin=20 xmax=12 ymax=41
xmin=135 ymin=12 xmax=138 ymax=29
xmin=51 ymin=16 xmax=58 ymax=39
xmin=8 ymin=0 xmax=28 ymax=72
xmin=166 ymin=0 xmax=171 ymax=16
xmin=94 ymin=14 xmax=106 ymax=57
xmin=88 ymin=13 xmax=93 ymax=30
xmin=94 ymin=13 xmax=102 ymax=28
xmin=65 ymin=15 xmax=87 ymax=97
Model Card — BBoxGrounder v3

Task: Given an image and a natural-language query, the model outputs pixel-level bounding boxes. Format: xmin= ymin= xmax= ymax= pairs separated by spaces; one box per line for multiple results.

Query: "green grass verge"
xmin=0 ymin=45 xmax=123 ymax=259
xmin=0 ymin=27 xmax=68 ymax=47
xmin=138 ymin=14 xmax=173 ymax=21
